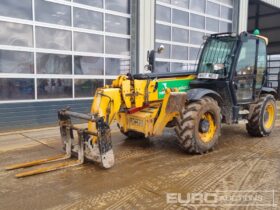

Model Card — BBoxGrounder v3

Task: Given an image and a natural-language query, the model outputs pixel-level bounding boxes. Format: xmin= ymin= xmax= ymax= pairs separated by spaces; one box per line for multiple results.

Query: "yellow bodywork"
xmin=87 ymin=75 xmax=194 ymax=139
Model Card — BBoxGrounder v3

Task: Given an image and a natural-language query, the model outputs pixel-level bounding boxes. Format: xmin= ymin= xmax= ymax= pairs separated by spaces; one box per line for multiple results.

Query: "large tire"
xmin=246 ymin=94 xmax=276 ymax=137
xmin=175 ymin=97 xmax=221 ymax=154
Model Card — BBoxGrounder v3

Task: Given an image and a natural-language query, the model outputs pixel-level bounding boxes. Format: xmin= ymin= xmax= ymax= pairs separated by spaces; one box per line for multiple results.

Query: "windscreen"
xmin=198 ymin=37 xmax=236 ymax=78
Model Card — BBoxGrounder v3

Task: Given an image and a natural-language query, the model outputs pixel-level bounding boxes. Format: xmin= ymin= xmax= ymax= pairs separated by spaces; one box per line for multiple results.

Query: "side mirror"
xmin=146 ymin=45 xmax=165 ymax=73
xmin=157 ymin=44 xmax=165 ymax=54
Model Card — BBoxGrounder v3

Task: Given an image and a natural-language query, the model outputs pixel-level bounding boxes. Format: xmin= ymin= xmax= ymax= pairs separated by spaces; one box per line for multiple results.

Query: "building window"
xmin=0 ymin=21 xmax=33 ymax=47
xmin=73 ymin=8 xmax=103 ymax=31
xmin=36 ymin=27 xmax=71 ymax=51
xmin=75 ymin=79 xmax=103 ymax=98
xmin=35 ymin=0 xmax=71 ymax=26
xmin=0 ymin=0 xmax=131 ymax=102
xmin=0 ymin=0 xmax=32 ymax=20
xmin=155 ymin=0 xmax=235 ymax=72
xmin=36 ymin=53 xmax=72 ymax=75
xmin=0 ymin=50 xmax=34 ymax=74
xmin=0 ymin=78 xmax=34 ymax=101
xmin=37 ymin=79 xmax=72 ymax=99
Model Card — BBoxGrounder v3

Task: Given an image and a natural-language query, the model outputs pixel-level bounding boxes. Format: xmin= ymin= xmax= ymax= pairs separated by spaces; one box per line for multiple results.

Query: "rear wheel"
xmin=175 ymin=97 xmax=221 ymax=154
xmin=246 ymin=94 xmax=276 ymax=137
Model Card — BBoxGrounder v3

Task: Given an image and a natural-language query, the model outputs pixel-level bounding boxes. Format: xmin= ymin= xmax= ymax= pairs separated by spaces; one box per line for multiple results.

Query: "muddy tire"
xmin=175 ymin=97 xmax=221 ymax=154
xmin=246 ymin=94 xmax=276 ymax=137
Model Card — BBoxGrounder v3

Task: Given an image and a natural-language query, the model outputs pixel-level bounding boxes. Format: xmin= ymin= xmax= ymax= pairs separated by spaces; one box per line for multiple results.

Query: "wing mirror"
xmin=146 ymin=45 xmax=165 ymax=72
xmin=157 ymin=44 xmax=165 ymax=54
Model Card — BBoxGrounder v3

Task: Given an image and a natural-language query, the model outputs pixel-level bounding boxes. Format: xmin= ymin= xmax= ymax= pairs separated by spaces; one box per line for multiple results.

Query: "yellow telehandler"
xmin=6 ymin=32 xmax=279 ymax=178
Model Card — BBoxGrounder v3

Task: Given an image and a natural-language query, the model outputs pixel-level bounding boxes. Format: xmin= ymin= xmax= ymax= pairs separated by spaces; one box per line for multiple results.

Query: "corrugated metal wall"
xmin=261 ymin=0 xmax=280 ymax=8
xmin=238 ymin=0 xmax=280 ymax=33
xmin=0 ymin=100 xmax=92 ymax=132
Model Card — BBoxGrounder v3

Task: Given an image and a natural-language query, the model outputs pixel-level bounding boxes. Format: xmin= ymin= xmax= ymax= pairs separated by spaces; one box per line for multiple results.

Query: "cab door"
xmin=233 ymin=38 xmax=257 ymax=103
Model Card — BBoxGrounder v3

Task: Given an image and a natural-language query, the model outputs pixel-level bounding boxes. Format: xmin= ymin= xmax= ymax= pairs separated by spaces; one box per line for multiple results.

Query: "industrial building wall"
xmin=0 ymin=100 xmax=92 ymax=132
xmin=154 ymin=0 xmax=236 ymax=72
xmin=0 ymin=0 xmax=131 ymax=131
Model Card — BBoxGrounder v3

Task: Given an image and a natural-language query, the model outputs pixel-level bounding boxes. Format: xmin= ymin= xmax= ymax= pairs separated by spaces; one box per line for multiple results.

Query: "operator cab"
xmin=190 ymin=31 xmax=278 ymax=123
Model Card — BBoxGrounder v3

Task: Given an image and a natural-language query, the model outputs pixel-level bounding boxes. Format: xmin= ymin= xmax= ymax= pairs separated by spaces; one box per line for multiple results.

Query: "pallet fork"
xmin=5 ymin=109 xmax=114 ymax=178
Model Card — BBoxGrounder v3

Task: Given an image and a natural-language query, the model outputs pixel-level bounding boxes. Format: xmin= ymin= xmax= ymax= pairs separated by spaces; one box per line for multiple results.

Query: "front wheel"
xmin=246 ymin=94 xmax=277 ymax=137
xmin=175 ymin=97 xmax=221 ymax=154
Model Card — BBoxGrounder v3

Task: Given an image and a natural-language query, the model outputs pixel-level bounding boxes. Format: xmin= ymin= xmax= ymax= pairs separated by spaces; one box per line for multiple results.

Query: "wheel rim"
xmin=198 ymin=112 xmax=217 ymax=143
xmin=263 ymin=103 xmax=275 ymax=130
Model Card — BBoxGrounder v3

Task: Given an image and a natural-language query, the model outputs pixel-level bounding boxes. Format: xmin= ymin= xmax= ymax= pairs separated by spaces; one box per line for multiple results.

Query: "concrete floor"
xmin=0 ymin=123 xmax=280 ymax=210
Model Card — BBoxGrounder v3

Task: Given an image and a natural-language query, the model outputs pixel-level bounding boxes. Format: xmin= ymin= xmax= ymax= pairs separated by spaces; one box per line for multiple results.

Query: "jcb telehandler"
xmin=6 ymin=31 xmax=279 ymax=177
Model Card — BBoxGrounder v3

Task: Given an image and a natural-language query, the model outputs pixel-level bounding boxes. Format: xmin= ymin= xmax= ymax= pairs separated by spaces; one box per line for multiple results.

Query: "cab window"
xmin=256 ymin=39 xmax=267 ymax=88
xmin=236 ymin=39 xmax=257 ymax=75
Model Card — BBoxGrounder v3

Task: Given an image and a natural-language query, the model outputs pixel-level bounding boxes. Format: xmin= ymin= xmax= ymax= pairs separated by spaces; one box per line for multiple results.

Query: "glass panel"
xmin=188 ymin=63 xmax=197 ymax=72
xmin=172 ymin=28 xmax=188 ymax=43
xmin=154 ymin=62 xmax=170 ymax=73
xmin=215 ymin=0 xmax=233 ymax=5
xmin=236 ymin=79 xmax=254 ymax=101
xmin=0 ymin=78 xmax=34 ymax=100
xmin=207 ymin=2 xmax=220 ymax=17
xmin=190 ymin=31 xmax=204 ymax=45
xmin=74 ymin=32 xmax=103 ymax=53
xmin=220 ymin=22 xmax=232 ymax=32
xmin=74 ymin=0 xmax=103 ymax=8
xmin=156 ymin=43 xmax=170 ymax=59
xmin=171 ymin=62 xmax=189 ymax=72
xmin=172 ymin=9 xmax=189 ymax=26
xmin=36 ymin=27 xmax=71 ymax=50
xmin=106 ymin=79 xmax=114 ymax=85
xmin=75 ymin=56 xmax=104 ymax=75
xmin=198 ymin=37 xmax=235 ymax=77
xmin=37 ymin=79 xmax=72 ymax=99
xmin=35 ymin=0 xmax=71 ymax=26
xmin=74 ymin=8 xmax=103 ymax=31
xmin=156 ymin=5 xmax=171 ymax=22
xmin=156 ymin=24 xmax=171 ymax=41
xmin=158 ymin=0 xmax=171 ymax=3
xmin=0 ymin=21 xmax=33 ymax=47
xmin=106 ymin=37 xmax=130 ymax=55
xmin=37 ymin=53 xmax=72 ymax=75
xmin=105 ymin=14 xmax=130 ymax=35
xmin=75 ymin=79 xmax=104 ymax=98
xmin=189 ymin=47 xmax=201 ymax=60
xmin=206 ymin=18 xmax=219 ymax=32
xmin=172 ymin=45 xmax=188 ymax=60
xmin=171 ymin=0 xmax=189 ymax=8
xmin=190 ymin=14 xmax=205 ymax=29
xmin=0 ymin=50 xmax=33 ymax=74
xmin=221 ymin=6 xmax=233 ymax=20
xmin=236 ymin=39 xmax=256 ymax=76
xmin=0 ymin=0 xmax=32 ymax=20
xmin=105 ymin=0 xmax=130 ymax=14
xmin=190 ymin=0 xmax=205 ymax=13
xmin=256 ymin=40 xmax=267 ymax=88
xmin=106 ymin=58 xmax=130 ymax=75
